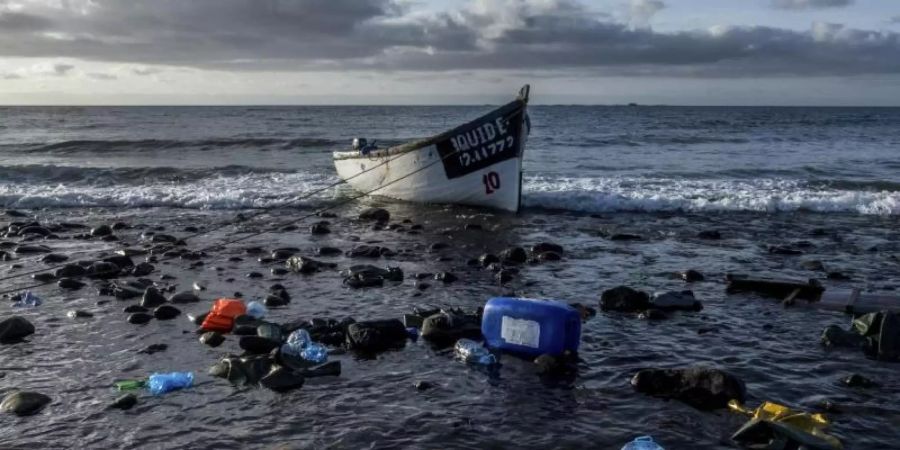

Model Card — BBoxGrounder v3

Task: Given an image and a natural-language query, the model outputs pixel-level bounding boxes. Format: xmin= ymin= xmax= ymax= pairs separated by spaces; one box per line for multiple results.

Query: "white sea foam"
xmin=1 ymin=170 xmax=898 ymax=215
xmin=523 ymin=176 xmax=900 ymax=215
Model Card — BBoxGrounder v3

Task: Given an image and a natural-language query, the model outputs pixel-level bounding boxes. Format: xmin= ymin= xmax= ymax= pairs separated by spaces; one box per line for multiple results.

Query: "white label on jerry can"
xmin=500 ymin=316 xmax=541 ymax=348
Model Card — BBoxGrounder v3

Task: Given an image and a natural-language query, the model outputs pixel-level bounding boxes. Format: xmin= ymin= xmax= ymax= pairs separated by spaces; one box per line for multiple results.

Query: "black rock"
xmin=429 ymin=242 xmax=449 ymax=251
xmin=534 ymin=353 xmax=578 ymax=378
xmin=103 ymin=255 xmax=134 ymax=270
xmin=600 ymin=286 xmax=650 ymax=312
xmin=271 ymin=249 xmax=295 ymax=260
xmin=315 ymin=246 xmax=342 ymax=256
xmin=681 ymin=269 xmax=705 ymax=282
xmin=57 ymin=278 xmax=86 ymax=290
xmin=32 ymin=272 xmax=55 ymax=282
xmin=0 ymin=316 xmax=35 ymax=343
xmin=239 ymin=336 xmax=280 ymax=354
xmin=260 ymin=366 xmax=306 ymax=392
xmin=346 ymin=319 xmax=408 ymax=352
xmin=4 ymin=210 xmax=28 ymax=218
xmin=153 ymin=305 xmax=181 ymax=320
xmin=610 ymin=233 xmax=643 ymax=241
xmin=263 ymin=294 xmax=289 ymax=307
xmin=140 ymin=287 xmax=166 ymax=308
xmin=827 ymin=271 xmax=852 ymax=281
xmin=414 ymin=281 xmax=430 ymax=291
xmin=123 ymin=305 xmax=148 ymax=314
xmin=247 ymin=271 xmax=264 ymax=279
xmin=127 ymin=313 xmax=153 ymax=325
xmin=531 ymin=242 xmax=564 ymax=255
xmin=286 ymin=256 xmax=336 ymax=274
xmin=151 ymin=234 xmax=178 ymax=243
xmin=568 ymin=303 xmax=597 ymax=321
xmin=109 ymin=393 xmax=137 ymax=410
xmin=131 ymin=262 xmax=155 ymax=277
xmin=90 ymin=225 xmax=113 ymax=237
xmin=359 ymin=207 xmax=390 ymax=222
xmin=14 ymin=244 xmax=52 ymax=254
xmin=1 ymin=391 xmax=51 ymax=416
xmin=421 ymin=312 xmax=482 ymax=346
xmin=631 ymin=367 xmax=746 ymax=410
xmin=414 ymin=380 xmax=435 ymax=391
xmin=346 ymin=245 xmax=388 ymax=258
xmin=139 ymin=343 xmax=168 ymax=354
xmin=697 ymin=230 xmax=722 ymax=240
xmin=169 ymin=291 xmax=200 ymax=304
xmin=650 ymin=290 xmax=703 ymax=312
xmin=841 ymin=374 xmax=878 ymax=388
xmin=67 ymin=310 xmax=93 ymax=319
xmin=112 ymin=284 xmax=143 ymax=300
xmin=41 ymin=253 xmax=68 ymax=264
xmin=54 ymin=264 xmax=86 ymax=278
xmin=434 ymin=272 xmax=458 ymax=283
xmin=200 ymin=331 xmax=225 ymax=347
xmin=310 ymin=223 xmax=331 ymax=235
xmin=87 ymin=261 xmax=120 ymax=279
xmin=536 ymin=251 xmax=562 ymax=262
xmin=478 ymin=253 xmax=500 ymax=267
xmin=271 ymin=267 xmax=289 ymax=276
xmin=500 ymin=247 xmax=528 ymax=264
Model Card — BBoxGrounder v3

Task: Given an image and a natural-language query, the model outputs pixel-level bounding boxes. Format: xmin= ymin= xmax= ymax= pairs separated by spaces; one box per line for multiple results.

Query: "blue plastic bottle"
xmin=455 ymin=339 xmax=497 ymax=365
xmin=147 ymin=372 xmax=194 ymax=395
xmin=621 ymin=436 xmax=664 ymax=450
xmin=13 ymin=291 xmax=42 ymax=308
xmin=300 ymin=342 xmax=328 ymax=364
xmin=281 ymin=329 xmax=312 ymax=357
xmin=245 ymin=301 xmax=267 ymax=319
xmin=481 ymin=297 xmax=581 ymax=357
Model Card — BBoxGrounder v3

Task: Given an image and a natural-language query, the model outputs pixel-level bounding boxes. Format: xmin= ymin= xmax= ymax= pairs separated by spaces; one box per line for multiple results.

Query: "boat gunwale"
xmin=333 ymin=97 xmax=527 ymax=161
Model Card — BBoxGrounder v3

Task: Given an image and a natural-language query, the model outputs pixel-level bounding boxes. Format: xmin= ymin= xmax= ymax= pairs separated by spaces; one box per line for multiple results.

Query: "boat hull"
xmin=334 ymin=145 xmax=524 ymax=212
xmin=333 ymin=89 xmax=530 ymax=212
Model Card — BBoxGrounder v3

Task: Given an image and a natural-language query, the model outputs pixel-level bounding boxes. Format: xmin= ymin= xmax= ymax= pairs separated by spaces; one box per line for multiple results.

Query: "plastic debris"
xmin=12 ymin=291 xmax=42 ymax=308
xmin=454 ymin=339 xmax=497 ymax=366
xmin=729 ymin=400 xmax=842 ymax=449
xmin=115 ymin=379 xmax=146 ymax=391
xmin=200 ymin=299 xmax=247 ymax=333
xmin=300 ymin=342 xmax=328 ymax=364
xmin=147 ymin=372 xmax=194 ymax=396
xmin=281 ymin=329 xmax=327 ymax=364
xmin=621 ymin=436 xmax=664 ymax=450
xmin=245 ymin=301 xmax=267 ymax=319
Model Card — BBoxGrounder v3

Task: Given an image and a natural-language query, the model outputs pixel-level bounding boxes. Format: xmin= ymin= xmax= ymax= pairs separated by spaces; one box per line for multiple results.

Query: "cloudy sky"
xmin=1 ymin=0 xmax=899 ymax=105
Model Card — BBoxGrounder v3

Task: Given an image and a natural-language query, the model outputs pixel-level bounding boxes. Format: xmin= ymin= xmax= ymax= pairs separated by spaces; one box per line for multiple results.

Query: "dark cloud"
xmin=0 ymin=0 xmax=897 ymax=78
xmin=48 ymin=63 xmax=75 ymax=76
xmin=770 ymin=0 xmax=853 ymax=10
xmin=1 ymin=73 xmax=22 ymax=80
xmin=890 ymin=16 xmax=900 ymax=24
xmin=0 ymin=10 xmax=53 ymax=31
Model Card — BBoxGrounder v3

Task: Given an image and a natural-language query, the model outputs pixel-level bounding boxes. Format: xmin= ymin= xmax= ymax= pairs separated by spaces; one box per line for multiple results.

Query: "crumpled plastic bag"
xmin=729 ymin=400 xmax=842 ymax=450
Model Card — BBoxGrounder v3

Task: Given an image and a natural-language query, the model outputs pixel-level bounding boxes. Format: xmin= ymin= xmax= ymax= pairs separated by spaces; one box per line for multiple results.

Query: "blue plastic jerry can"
xmin=481 ymin=297 xmax=581 ymax=357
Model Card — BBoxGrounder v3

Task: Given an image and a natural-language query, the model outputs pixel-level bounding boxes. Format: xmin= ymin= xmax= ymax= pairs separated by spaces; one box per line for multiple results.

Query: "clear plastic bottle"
xmin=281 ymin=329 xmax=312 ymax=357
xmin=245 ymin=301 xmax=267 ymax=319
xmin=147 ymin=372 xmax=194 ymax=396
xmin=621 ymin=436 xmax=664 ymax=450
xmin=300 ymin=342 xmax=328 ymax=364
xmin=454 ymin=339 xmax=497 ymax=365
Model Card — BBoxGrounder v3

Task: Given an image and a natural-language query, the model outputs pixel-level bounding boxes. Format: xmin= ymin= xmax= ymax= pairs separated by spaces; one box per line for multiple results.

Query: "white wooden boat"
xmin=333 ymin=85 xmax=530 ymax=212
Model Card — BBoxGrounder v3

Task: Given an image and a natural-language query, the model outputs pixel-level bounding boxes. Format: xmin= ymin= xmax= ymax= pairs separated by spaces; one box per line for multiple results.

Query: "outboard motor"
xmin=353 ymin=138 xmax=378 ymax=155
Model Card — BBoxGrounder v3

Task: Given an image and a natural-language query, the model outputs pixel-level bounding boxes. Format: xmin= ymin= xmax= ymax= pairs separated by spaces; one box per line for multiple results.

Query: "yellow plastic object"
xmin=729 ymin=400 xmax=843 ymax=449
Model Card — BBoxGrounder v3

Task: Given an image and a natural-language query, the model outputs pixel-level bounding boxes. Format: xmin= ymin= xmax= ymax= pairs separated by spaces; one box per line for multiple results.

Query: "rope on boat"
xmin=0 ymin=116 xmax=525 ymax=296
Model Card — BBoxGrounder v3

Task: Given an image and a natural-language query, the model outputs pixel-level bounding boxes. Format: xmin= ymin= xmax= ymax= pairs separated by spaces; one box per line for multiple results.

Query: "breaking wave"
xmin=522 ymin=176 xmax=900 ymax=216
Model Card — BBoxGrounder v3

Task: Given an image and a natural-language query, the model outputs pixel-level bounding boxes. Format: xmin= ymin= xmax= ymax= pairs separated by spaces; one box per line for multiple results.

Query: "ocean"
xmin=1 ymin=105 xmax=899 ymax=449
xmin=1 ymin=105 xmax=898 ymax=214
